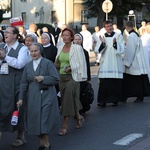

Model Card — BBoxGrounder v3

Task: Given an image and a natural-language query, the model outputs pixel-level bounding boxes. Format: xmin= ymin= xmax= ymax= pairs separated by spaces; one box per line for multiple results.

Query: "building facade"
xmin=1 ymin=0 xmax=97 ymax=31
xmin=1 ymin=0 xmax=150 ymax=30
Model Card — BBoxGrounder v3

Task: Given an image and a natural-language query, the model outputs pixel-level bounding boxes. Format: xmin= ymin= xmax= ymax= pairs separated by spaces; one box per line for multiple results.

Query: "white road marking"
xmin=113 ymin=133 xmax=143 ymax=146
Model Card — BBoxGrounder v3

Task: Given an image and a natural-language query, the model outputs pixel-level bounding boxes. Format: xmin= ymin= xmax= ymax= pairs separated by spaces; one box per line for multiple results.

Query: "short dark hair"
xmin=125 ymin=21 xmax=134 ymax=28
xmin=146 ymin=22 xmax=150 ymax=26
xmin=9 ymin=26 xmax=24 ymax=42
xmin=61 ymin=28 xmax=74 ymax=41
xmin=103 ymin=20 xmax=113 ymax=27
xmin=10 ymin=26 xmax=19 ymax=36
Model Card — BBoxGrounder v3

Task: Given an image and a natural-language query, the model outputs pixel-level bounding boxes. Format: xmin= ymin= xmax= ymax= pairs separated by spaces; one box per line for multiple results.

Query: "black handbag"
xmin=81 ymin=82 xmax=94 ymax=105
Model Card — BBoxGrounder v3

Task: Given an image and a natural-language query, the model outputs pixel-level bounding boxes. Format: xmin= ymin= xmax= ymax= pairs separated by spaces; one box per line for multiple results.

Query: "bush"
xmin=36 ymin=23 xmax=54 ymax=34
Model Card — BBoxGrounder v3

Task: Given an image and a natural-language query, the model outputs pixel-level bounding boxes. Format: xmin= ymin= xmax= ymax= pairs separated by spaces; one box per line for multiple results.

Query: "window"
xmin=51 ymin=11 xmax=57 ymax=23
xmin=81 ymin=10 xmax=88 ymax=23
xmin=22 ymin=12 xmax=26 ymax=24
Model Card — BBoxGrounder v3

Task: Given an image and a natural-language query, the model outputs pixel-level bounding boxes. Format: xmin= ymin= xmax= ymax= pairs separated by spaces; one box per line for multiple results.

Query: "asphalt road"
xmin=1 ymin=53 xmax=150 ymax=150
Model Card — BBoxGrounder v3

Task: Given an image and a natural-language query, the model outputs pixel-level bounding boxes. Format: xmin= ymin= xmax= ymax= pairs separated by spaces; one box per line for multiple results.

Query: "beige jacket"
xmin=55 ymin=44 xmax=87 ymax=82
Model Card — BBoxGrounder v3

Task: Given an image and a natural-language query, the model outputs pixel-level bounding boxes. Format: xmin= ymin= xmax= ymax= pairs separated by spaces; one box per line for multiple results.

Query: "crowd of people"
xmin=0 ymin=19 xmax=150 ymax=150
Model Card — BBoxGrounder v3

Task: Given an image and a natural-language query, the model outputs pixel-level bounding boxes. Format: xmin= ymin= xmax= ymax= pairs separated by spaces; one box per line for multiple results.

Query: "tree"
xmin=82 ymin=0 xmax=150 ymax=28
xmin=82 ymin=0 xmax=105 ymax=27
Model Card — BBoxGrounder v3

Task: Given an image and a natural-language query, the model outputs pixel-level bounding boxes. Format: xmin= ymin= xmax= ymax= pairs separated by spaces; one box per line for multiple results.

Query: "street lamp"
xmin=128 ymin=10 xmax=136 ymax=28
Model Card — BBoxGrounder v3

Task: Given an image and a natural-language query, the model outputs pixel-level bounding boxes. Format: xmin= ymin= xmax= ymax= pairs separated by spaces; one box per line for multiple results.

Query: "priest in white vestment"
xmin=97 ymin=20 xmax=124 ymax=107
xmin=123 ymin=21 xmax=150 ymax=103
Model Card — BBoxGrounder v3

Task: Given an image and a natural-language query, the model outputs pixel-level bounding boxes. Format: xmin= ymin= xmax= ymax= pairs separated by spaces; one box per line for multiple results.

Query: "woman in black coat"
xmin=41 ymin=32 xmax=58 ymax=63
xmin=73 ymin=33 xmax=91 ymax=115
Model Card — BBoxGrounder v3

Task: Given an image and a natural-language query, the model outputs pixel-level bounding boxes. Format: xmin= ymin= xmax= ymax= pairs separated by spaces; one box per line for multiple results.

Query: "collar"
xmin=4 ymin=40 xmax=19 ymax=50
xmin=129 ymin=29 xmax=139 ymax=37
xmin=33 ymin=57 xmax=42 ymax=63
xmin=43 ymin=43 xmax=51 ymax=48
xmin=105 ymin=31 xmax=115 ymax=37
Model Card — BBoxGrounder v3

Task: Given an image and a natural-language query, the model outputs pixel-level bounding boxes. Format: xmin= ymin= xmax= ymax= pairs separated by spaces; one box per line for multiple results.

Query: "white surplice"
xmin=98 ymin=32 xmax=124 ymax=79
xmin=141 ymin=33 xmax=150 ymax=81
xmin=124 ymin=31 xmax=150 ymax=75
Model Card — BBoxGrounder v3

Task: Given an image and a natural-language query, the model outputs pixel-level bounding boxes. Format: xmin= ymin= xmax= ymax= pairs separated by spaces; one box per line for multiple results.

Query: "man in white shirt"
xmin=80 ymin=24 xmax=93 ymax=56
xmin=92 ymin=26 xmax=101 ymax=65
xmin=56 ymin=24 xmax=67 ymax=48
xmin=113 ymin=23 xmax=122 ymax=34
xmin=138 ymin=20 xmax=147 ymax=37
xmin=0 ymin=26 xmax=28 ymax=147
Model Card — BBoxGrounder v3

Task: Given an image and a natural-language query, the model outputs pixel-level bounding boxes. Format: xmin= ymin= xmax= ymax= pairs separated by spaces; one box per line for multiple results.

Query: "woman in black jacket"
xmin=41 ymin=32 xmax=57 ymax=63
xmin=73 ymin=33 xmax=92 ymax=115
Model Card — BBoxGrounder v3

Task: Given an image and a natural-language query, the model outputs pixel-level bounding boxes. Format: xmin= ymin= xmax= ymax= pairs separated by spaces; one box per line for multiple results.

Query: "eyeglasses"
xmin=4 ymin=31 xmax=14 ymax=34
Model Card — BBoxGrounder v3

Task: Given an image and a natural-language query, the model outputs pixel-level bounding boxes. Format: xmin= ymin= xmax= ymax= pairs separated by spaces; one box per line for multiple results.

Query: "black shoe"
xmin=121 ymin=97 xmax=127 ymax=103
xmin=44 ymin=146 xmax=51 ymax=150
xmin=39 ymin=145 xmax=51 ymax=150
xmin=112 ymin=102 xmax=118 ymax=106
xmin=95 ymin=62 xmax=98 ymax=66
xmin=39 ymin=146 xmax=44 ymax=150
xmin=97 ymin=103 xmax=106 ymax=108
xmin=95 ymin=62 xmax=100 ymax=66
xmin=134 ymin=98 xmax=143 ymax=103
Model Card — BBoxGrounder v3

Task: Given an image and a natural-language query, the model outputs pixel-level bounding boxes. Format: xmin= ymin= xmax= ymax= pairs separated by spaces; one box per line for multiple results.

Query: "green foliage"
xmin=82 ymin=0 xmax=101 ymax=18
xmin=36 ymin=23 xmax=54 ymax=33
xmin=111 ymin=0 xmax=145 ymax=16
xmin=82 ymin=0 xmax=150 ymax=18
